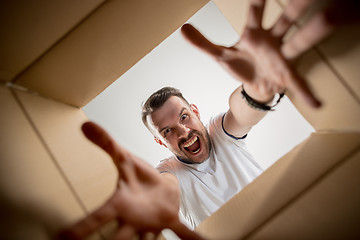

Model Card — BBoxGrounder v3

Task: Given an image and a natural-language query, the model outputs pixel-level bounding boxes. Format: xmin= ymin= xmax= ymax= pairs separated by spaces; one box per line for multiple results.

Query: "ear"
xmin=154 ymin=137 xmax=167 ymax=148
xmin=190 ymin=104 xmax=200 ymax=118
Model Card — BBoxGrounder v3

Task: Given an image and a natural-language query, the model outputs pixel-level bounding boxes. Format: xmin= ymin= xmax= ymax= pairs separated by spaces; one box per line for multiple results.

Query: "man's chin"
xmin=177 ymin=157 xmax=206 ymax=164
xmin=177 ymin=151 xmax=209 ymax=164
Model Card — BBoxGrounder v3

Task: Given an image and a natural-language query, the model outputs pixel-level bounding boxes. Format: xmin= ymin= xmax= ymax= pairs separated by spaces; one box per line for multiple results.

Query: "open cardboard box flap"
xmin=1 ymin=0 xmax=360 ymax=239
xmin=196 ymin=131 xmax=360 ymax=239
xmin=0 ymin=0 xmax=208 ymax=238
xmin=3 ymin=0 xmax=208 ymax=107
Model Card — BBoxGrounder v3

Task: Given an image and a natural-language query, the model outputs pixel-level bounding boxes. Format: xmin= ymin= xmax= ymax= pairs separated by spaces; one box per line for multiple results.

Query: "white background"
xmin=83 ymin=1 xmax=314 ymax=171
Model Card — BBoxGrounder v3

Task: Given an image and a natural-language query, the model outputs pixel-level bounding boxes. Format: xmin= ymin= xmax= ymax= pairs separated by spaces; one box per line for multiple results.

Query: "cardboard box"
xmin=1 ymin=0 xmax=359 ymax=239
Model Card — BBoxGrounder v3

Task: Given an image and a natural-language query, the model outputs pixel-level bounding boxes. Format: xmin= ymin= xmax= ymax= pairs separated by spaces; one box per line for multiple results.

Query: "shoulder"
xmin=208 ymin=112 xmax=247 ymax=143
xmin=155 ymin=156 xmax=178 ymax=175
xmin=207 ymin=112 xmax=223 ymax=136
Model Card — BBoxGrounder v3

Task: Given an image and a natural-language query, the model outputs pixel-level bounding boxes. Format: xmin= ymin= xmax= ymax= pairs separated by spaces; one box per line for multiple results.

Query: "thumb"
xmin=181 ymin=23 xmax=224 ymax=60
xmin=169 ymin=219 xmax=206 ymax=240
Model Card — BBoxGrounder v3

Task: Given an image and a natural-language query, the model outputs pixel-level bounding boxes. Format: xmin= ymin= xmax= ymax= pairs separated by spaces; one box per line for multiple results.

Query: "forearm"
xmin=160 ymin=173 xmax=181 ymax=206
xmin=159 ymin=173 xmax=204 ymax=239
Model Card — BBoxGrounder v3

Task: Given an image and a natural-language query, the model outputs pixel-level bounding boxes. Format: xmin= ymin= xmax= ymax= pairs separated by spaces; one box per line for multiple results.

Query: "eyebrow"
xmin=159 ymin=107 xmax=187 ymax=134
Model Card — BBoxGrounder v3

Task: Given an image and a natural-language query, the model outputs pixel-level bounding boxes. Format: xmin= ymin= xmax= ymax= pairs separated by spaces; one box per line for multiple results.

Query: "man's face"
xmin=150 ymin=96 xmax=211 ymax=164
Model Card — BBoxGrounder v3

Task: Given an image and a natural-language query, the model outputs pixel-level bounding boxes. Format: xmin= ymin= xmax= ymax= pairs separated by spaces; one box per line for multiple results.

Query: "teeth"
xmin=184 ymin=136 xmax=198 ymax=148
xmin=192 ymin=148 xmax=200 ymax=154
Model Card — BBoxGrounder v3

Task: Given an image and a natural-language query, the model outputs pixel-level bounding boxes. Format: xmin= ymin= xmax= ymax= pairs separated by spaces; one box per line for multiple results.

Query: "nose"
xmin=176 ymin=124 xmax=190 ymax=138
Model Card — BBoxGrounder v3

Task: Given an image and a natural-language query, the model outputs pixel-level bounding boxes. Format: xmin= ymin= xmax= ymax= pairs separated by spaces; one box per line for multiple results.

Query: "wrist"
xmin=241 ymin=84 xmax=284 ymax=111
xmin=242 ymin=84 xmax=274 ymax=104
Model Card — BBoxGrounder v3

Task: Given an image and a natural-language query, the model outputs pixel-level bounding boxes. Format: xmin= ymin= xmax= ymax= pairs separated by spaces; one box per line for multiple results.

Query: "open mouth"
xmin=183 ymin=135 xmax=201 ymax=154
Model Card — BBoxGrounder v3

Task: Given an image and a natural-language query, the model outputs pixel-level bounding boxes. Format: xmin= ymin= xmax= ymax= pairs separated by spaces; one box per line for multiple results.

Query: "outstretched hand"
xmin=58 ymin=122 xmax=203 ymax=240
xmin=279 ymin=0 xmax=360 ymax=60
xmin=181 ymin=0 xmax=326 ymax=108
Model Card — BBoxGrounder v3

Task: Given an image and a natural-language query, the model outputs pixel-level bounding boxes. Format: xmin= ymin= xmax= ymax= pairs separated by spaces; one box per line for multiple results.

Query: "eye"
xmin=163 ymin=128 xmax=171 ymax=136
xmin=181 ymin=114 xmax=188 ymax=121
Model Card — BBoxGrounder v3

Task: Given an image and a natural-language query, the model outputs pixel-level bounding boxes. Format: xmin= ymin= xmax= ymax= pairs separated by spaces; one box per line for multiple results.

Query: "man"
xmin=60 ymin=0 xmax=359 ymax=239
xmin=143 ymin=86 xmax=267 ymax=229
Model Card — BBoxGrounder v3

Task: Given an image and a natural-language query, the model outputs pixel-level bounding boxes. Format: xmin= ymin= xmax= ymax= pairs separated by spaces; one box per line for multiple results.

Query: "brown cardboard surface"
xmin=290 ymin=50 xmax=360 ymax=131
xmin=0 ymin=0 xmax=105 ymax=82
xmin=2 ymin=0 xmax=360 ymax=238
xmin=248 ymin=149 xmax=360 ymax=240
xmin=196 ymin=131 xmax=360 ymax=239
xmin=318 ymin=26 xmax=360 ymax=101
xmin=14 ymin=0 xmax=208 ymax=107
xmin=14 ymin=89 xmax=117 ymax=212
xmin=0 ymin=84 xmax=91 ymax=239
xmin=212 ymin=0 xmax=249 ymax=35
xmin=213 ymin=0 xmax=282 ymax=34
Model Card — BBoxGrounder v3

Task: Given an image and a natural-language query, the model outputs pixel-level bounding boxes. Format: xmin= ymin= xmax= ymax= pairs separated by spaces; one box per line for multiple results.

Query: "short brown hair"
xmin=142 ymin=87 xmax=189 ymax=135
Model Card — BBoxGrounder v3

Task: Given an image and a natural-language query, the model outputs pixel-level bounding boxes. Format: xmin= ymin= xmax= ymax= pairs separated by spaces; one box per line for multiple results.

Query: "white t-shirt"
xmin=156 ymin=113 xmax=263 ymax=228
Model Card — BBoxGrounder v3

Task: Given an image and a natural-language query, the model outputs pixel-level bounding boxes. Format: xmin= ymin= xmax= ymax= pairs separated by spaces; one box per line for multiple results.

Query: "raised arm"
xmin=181 ymin=0 xmax=320 ymax=137
xmin=58 ymin=122 xmax=203 ymax=240
xmin=182 ymin=0 xmax=359 ymax=137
